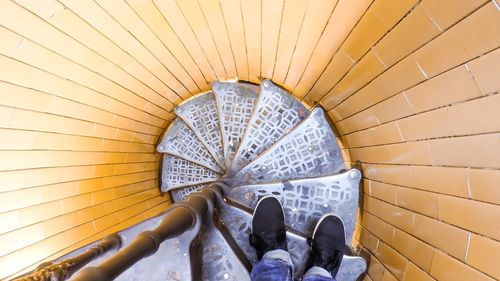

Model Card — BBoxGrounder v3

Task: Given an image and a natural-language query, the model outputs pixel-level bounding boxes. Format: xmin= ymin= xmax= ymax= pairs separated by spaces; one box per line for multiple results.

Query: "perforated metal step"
xmin=157 ymin=119 xmax=222 ymax=173
xmin=201 ymin=193 xmax=250 ymax=281
xmin=224 ymin=169 xmax=361 ymax=243
xmin=175 ymin=93 xmax=226 ymax=169
xmin=212 ymin=81 xmax=259 ymax=170
xmin=216 ymin=194 xmax=367 ymax=280
xmin=171 ymin=184 xmax=206 ymax=202
xmin=230 ymin=80 xmax=309 ymax=174
xmin=229 ymin=108 xmax=344 ymax=186
xmin=161 ymin=155 xmax=221 ymax=192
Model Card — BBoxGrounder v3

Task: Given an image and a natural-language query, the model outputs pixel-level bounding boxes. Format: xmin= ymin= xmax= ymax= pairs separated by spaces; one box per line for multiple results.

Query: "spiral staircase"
xmin=27 ymin=80 xmax=367 ymax=281
xmin=153 ymin=79 xmax=367 ymax=280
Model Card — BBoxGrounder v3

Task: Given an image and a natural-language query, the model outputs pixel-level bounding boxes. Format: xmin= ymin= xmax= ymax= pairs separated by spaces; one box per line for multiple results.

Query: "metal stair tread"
xmin=171 ymin=184 xmax=206 ymax=202
xmin=201 ymin=193 xmax=250 ymax=281
xmin=212 ymin=81 xmax=259 ymax=170
xmin=230 ymin=80 xmax=309 ymax=174
xmin=216 ymin=197 xmax=367 ymax=280
xmin=174 ymin=92 xmax=226 ymax=169
xmin=161 ymin=155 xmax=221 ymax=192
xmin=229 ymin=107 xmax=344 ymax=186
xmin=157 ymin=118 xmax=222 ymax=173
xmin=223 ymin=169 xmax=361 ymax=243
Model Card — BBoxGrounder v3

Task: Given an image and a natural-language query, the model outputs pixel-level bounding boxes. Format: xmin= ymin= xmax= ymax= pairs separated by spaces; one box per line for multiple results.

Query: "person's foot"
xmin=249 ymin=196 xmax=287 ymax=259
xmin=309 ymin=214 xmax=346 ymax=277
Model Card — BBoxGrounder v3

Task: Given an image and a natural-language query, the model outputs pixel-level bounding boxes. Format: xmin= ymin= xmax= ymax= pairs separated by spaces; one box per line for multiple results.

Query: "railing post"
xmin=71 ymin=184 xmax=221 ymax=281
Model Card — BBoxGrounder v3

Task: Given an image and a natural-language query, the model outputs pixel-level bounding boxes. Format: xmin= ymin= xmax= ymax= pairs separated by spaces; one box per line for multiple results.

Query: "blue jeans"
xmin=250 ymin=250 xmax=335 ymax=281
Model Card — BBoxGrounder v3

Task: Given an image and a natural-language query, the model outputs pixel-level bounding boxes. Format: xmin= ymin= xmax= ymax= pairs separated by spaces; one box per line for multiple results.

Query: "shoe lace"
xmin=249 ymin=228 xmax=287 ymax=259
xmin=308 ymin=237 xmax=342 ymax=273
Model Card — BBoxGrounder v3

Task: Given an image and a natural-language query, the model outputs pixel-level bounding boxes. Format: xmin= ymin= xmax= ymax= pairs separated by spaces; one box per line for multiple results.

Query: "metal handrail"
xmin=15 ymin=234 xmax=121 ymax=281
xmin=70 ymin=184 xmax=221 ymax=281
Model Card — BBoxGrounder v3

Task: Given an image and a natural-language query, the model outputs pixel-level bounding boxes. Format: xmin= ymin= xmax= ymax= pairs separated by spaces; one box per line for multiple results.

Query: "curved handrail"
xmin=15 ymin=234 xmax=121 ymax=281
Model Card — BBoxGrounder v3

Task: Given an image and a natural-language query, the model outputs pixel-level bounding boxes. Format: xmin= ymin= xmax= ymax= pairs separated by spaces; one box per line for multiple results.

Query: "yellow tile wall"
xmin=0 ymin=0 xmax=175 ymax=278
xmin=0 ymin=0 xmax=499 ymax=280
xmin=341 ymin=1 xmax=500 ymax=281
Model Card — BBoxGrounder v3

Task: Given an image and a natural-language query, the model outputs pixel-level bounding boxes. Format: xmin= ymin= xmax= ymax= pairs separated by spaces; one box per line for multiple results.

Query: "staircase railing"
xmin=15 ymin=234 xmax=121 ymax=281
xmin=15 ymin=184 xmax=220 ymax=281
xmin=71 ymin=184 xmax=220 ymax=281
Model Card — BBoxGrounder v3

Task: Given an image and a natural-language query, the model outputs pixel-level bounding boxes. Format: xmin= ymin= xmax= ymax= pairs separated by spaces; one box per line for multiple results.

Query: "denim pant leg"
xmin=250 ymin=250 xmax=294 ymax=281
xmin=302 ymin=266 xmax=336 ymax=281
xmin=302 ymin=274 xmax=336 ymax=281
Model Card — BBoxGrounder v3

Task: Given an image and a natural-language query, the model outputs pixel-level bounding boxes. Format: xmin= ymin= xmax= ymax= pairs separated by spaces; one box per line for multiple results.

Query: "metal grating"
xmin=217 ymin=198 xmax=366 ymax=280
xmin=171 ymin=184 xmax=206 ymax=202
xmin=212 ymin=81 xmax=259 ymax=170
xmin=157 ymin=119 xmax=222 ymax=173
xmin=175 ymin=92 xmax=226 ymax=169
xmin=231 ymin=80 xmax=309 ymax=174
xmin=230 ymin=108 xmax=344 ymax=186
xmin=224 ymin=169 xmax=361 ymax=243
xmin=201 ymin=195 xmax=250 ymax=281
xmin=161 ymin=155 xmax=220 ymax=192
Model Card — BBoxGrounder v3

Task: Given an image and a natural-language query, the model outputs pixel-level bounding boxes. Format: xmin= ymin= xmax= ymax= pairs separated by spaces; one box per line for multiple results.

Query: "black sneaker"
xmin=309 ymin=214 xmax=346 ymax=277
xmin=249 ymin=196 xmax=288 ymax=260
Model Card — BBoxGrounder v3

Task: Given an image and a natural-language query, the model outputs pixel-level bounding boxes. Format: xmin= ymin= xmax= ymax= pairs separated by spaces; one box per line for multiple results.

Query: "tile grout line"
xmin=493 ymin=0 xmax=500 ymax=10
xmin=464 ymin=63 xmax=483 ymax=93
xmin=464 ymin=232 xmax=472 ymax=262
